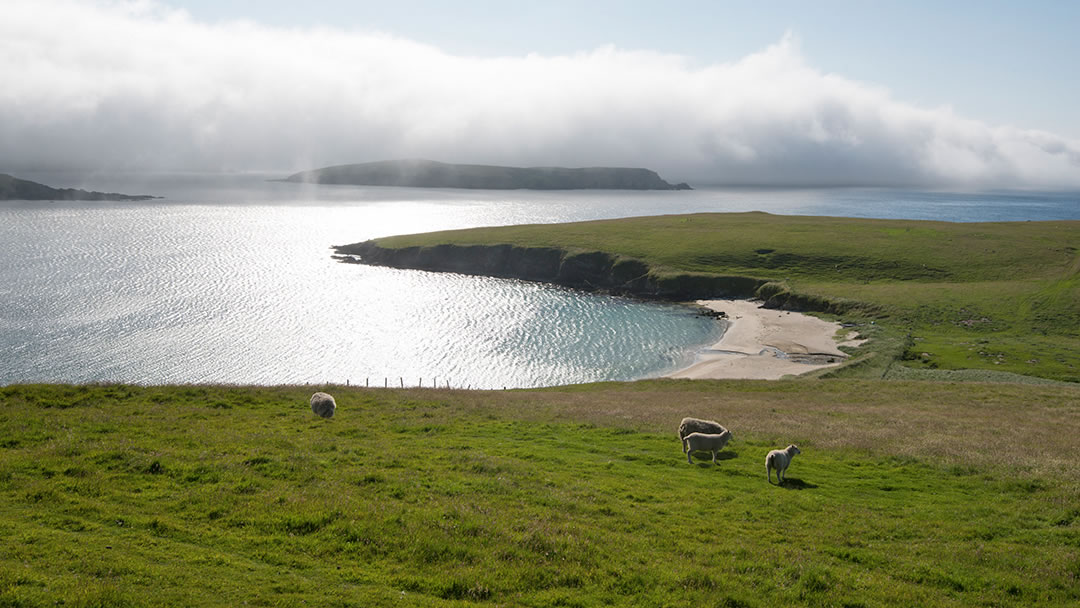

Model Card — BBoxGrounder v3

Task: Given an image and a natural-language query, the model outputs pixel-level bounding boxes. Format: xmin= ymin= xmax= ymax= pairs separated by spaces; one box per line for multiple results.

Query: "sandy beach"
xmin=668 ymin=299 xmax=864 ymax=380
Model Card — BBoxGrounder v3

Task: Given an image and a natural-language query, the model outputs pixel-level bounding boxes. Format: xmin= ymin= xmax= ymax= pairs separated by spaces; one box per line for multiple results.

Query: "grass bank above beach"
xmin=2 ymin=382 xmax=1078 ymax=606
xmin=369 ymin=212 xmax=1080 ymax=382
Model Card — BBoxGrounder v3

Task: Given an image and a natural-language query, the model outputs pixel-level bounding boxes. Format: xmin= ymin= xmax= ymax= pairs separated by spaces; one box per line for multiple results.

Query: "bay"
xmin=1 ymin=173 xmax=1077 ymax=388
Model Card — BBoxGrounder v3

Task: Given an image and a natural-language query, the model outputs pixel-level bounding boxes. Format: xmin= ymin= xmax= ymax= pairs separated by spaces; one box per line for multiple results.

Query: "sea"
xmin=2 ymin=173 xmax=1077 ymax=389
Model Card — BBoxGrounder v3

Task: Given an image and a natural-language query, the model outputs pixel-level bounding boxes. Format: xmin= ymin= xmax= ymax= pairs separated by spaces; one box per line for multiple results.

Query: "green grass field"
xmin=372 ymin=212 xmax=1080 ymax=382
xmin=3 ymin=382 xmax=1078 ymax=606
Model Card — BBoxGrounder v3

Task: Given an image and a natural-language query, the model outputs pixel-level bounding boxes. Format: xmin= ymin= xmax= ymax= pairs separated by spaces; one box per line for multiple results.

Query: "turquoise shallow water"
xmin=1 ymin=175 xmax=1076 ymax=388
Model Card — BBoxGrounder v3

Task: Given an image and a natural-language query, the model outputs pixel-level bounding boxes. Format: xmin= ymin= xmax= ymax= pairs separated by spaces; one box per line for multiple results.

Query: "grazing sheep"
xmin=766 ymin=445 xmax=801 ymax=484
xmin=682 ymin=430 xmax=732 ymax=464
xmin=678 ymin=417 xmax=727 ymax=441
xmin=310 ymin=392 xmax=336 ymax=418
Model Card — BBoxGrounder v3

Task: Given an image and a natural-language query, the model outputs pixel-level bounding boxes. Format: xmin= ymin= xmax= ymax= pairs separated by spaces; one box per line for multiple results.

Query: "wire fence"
xmin=317 ymin=377 xmax=508 ymax=391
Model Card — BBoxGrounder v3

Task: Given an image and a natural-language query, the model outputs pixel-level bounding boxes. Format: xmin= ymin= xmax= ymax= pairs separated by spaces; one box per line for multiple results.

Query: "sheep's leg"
xmin=711 ymin=450 xmax=718 ymax=464
xmin=684 ymin=439 xmax=693 ymax=464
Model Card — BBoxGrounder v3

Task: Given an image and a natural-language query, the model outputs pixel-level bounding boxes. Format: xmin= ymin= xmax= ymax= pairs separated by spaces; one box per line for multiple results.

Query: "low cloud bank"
xmin=3 ymin=0 xmax=1079 ymax=187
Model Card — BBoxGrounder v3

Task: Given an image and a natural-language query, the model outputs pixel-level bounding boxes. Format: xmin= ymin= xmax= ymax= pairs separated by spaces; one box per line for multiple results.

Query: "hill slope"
xmin=2 ymin=381 xmax=1078 ymax=606
xmin=282 ymin=159 xmax=692 ymax=190
xmin=0 ymin=173 xmax=158 ymax=201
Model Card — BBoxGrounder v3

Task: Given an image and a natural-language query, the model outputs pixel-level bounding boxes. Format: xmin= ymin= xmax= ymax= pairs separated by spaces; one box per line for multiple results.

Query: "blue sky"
xmin=2 ymin=0 xmax=1078 ymax=186
xmin=165 ymin=0 xmax=1080 ymax=138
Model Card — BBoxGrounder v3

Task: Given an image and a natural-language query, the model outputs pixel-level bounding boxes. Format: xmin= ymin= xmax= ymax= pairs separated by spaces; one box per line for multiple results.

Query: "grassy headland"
xmin=281 ymin=159 xmax=691 ymax=190
xmin=1 ymin=382 xmax=1078 ymax=606
xmin=357 ymin=212 xmax=1080 ymax=382
xmin=0 ymin=174 xmax=158 ymax=201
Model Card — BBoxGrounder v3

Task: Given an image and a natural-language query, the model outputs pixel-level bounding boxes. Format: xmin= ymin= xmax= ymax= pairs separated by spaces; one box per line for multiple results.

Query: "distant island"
xmin=280 ymin=159 xmax=692 ymax=190
xmin=0 ymin=174 xmax=159 ymax=201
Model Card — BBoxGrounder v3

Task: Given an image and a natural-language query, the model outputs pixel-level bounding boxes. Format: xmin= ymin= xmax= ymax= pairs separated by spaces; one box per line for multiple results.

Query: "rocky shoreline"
xmin=332 ymin=240 xmax=765 ymax=302
xmin=332 ymin=241 xmax=865 ymax=379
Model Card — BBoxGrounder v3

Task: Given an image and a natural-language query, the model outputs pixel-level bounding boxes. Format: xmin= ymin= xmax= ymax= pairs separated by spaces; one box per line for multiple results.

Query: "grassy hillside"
xmin=372 ymin=212 xmax=1080 ymax=381
xmin=2 ymin=382 xmax=1078 ymax=606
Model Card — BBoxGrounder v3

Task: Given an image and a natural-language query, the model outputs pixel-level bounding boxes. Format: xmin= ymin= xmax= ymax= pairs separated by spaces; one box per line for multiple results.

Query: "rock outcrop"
xmin=332 ymin=241 xmax=764 ymax=301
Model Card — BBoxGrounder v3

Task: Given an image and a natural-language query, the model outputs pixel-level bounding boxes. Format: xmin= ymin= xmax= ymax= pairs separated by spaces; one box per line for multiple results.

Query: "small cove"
xmin=1 ymin=174 xmax=1076 ymax=388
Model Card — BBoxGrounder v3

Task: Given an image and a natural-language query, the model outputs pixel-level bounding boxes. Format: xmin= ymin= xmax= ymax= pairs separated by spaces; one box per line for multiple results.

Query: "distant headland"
xmin=280 ymin=159 xmax=692 ymax=190
xmin=0 ymin=174 xmax=159 ymax=201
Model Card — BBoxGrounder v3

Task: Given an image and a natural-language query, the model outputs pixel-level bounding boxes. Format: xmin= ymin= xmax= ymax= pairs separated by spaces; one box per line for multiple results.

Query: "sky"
xmin=2 ymin=0 xmax=1079 ymax=187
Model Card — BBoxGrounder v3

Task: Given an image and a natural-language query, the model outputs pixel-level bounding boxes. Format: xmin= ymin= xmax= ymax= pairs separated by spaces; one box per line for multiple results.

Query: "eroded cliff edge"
xmin=333 ymin=240 xmax=771 ymax=303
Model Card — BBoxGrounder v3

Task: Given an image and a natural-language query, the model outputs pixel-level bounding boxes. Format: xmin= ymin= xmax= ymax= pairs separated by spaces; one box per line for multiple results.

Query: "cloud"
xmin=2 ymin=0 xmax=1079 ymax=187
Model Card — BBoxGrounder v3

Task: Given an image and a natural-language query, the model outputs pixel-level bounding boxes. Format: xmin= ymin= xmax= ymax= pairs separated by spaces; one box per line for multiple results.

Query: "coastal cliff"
xmin=0 ymin=174 xmax=158 ymax=201
xmin=284 ymin=159 xmax=692 ymax=190
xmin=333 ymin=240 xmax=765 ymax=302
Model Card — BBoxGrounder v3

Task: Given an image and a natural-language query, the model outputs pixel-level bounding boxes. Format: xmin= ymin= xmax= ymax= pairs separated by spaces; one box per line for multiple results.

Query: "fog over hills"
xmin=0 ymin=173 xmax=157 ymax=201
xmin=2 ymin=2 xmax=1079 ymax=188
xmin=283 ymin=160 xmax=691 ymax=190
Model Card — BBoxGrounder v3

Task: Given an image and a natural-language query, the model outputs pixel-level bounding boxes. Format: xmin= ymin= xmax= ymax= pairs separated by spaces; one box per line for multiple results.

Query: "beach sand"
xmin=667 ymin=299 xmax=865 ymax=380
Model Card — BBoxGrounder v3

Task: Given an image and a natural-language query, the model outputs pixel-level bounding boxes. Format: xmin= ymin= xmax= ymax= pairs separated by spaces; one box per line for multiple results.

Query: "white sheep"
xmin=682 ymin=430 xmax=732 ymax=464
xmin=765 ymin=445 xmax=801 ymax=484
xmin=310 ymin=391 xmax=336 ymax=418
xmin=678 ymin=417 xmax=727 ymax=441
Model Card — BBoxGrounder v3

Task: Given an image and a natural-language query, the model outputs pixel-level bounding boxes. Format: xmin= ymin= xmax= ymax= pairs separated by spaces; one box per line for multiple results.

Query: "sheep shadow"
xmin=688 ymin=449 xmax=738 ymax=467
xmin=775 ymin=477 xmax=817 ymax=490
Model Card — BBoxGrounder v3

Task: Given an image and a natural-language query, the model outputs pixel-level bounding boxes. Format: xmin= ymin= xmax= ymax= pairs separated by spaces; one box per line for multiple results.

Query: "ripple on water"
xmin=0 ymin=201 xmax=726 ymax=387
xmin=11 ymin=180 xmax=1068 ymax=387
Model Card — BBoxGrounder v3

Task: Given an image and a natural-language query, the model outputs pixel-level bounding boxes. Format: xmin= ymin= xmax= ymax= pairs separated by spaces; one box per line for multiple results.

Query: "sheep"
xmin=678 ymin=417 xmax=727 ymax=441
xmin=310 ymin=392 xmax=336 ymax=418
xmin=765 ymin=445 xmax=801 ymax=484
xmin=682 ymin=430 xmax=732 ymax=464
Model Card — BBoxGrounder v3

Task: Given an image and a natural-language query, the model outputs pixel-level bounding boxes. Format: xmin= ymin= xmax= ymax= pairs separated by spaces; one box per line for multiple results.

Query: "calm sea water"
xmin=2 ymin=174 xmax=1077 ymax=388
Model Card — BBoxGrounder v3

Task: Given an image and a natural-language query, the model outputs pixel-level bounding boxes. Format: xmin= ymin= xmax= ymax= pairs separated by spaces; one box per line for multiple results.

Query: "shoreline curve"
xmin=666 ymin=299 xmax=865 ymax=380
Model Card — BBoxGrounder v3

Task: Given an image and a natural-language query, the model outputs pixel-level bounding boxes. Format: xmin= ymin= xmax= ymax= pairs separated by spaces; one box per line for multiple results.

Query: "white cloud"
xmin=2 ymin=0 xmax=1079 ymax=187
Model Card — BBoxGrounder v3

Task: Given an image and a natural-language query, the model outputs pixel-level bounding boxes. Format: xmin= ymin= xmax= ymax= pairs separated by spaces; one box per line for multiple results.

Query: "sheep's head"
xmin=789 ymin=445 xmax=801 ymax=455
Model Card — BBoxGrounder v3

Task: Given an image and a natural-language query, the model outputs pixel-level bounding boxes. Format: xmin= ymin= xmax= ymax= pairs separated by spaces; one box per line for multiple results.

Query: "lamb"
xmin=682 ymin=430 xmax=732 ymax=464
xmin=678 ymin=417 xmax=727 ymax=441
xmin=765 ymin=445 xmax=801 ymax=484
